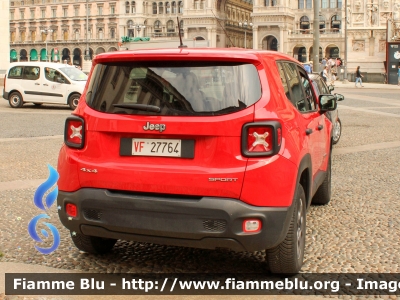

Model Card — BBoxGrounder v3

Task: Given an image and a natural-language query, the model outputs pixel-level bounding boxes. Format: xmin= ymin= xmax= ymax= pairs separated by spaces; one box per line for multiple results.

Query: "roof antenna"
xmin=177 ymin=17 xmax=187 ymax=48
xmin=211 ymin=10 xmax=235 ymax=47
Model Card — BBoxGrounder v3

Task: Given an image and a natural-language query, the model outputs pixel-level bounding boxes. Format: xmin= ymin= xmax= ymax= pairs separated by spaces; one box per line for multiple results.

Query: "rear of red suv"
xmin=57 ymin=48 xmax=336 ymax=274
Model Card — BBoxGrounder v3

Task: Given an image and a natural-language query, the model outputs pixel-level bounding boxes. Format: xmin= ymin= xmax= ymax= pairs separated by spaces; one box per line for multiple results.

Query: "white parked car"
xmin=2 ymin=62 xmax=88 ymax=110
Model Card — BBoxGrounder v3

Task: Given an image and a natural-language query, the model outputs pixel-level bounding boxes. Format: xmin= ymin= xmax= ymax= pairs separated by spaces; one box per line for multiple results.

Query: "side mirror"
xmin=319 ymin=94 xmax=337 ymax=112
xmin=335 ymin=93 xmax=345 ymax=101
xmin=328 ymin=85 xmax=334 ymax=92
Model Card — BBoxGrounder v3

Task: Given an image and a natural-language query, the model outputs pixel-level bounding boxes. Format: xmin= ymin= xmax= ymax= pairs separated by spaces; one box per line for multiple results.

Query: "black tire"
xmin=68 ymin=94 xmax=81 ymax=110
xmin=266 ymin=184 xmax=306 ymax=274
xmin=8 ymin=91 xmax=24 ymax=108
xmin=312 ymin=154 xmax=332 ymax=205
xmin=71 ymin=232 xmax=117 ymax=254
xmin=332 ymin=118 xmax=341 ymax=145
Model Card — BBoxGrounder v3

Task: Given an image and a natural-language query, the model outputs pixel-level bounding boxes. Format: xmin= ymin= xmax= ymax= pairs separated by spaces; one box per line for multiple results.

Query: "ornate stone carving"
xmin=382 ymin=0 xmax=389 ymax=9
xmin=354 ymin=13 xmax=364 ymax=23
xmin=352 ymin=40 xmax=365 ymax=52
xmin=367 ymin=4 xmax=379 ymax=26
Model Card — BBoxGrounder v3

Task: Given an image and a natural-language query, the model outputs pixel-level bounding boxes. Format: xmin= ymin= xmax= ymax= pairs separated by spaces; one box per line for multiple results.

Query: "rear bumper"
xmin=3 ymin=90 xmax=8 ymax=100
xmin=57 ymin=188 xmax=295 ymax=252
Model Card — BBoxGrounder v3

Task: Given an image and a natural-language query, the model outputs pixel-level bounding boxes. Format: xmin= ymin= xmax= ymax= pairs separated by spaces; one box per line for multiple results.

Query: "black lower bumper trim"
xmin=58 ymin=189 xmax=295 ymax=252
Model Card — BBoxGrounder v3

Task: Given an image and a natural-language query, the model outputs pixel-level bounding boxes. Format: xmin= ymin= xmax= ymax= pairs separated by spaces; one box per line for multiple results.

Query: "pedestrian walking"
xmin=355 ymin=66 xmax=364 ymax=87
xmin=322 ymin=66 xmax=328 ymax=82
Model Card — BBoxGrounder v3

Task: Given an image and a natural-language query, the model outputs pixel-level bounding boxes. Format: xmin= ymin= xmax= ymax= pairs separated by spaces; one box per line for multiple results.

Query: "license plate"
xmin=120 ymin=138 xmax=195 ymax=158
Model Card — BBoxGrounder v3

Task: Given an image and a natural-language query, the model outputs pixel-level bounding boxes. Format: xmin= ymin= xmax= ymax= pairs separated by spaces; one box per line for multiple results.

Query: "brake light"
xmin=241 ymin=121 xmax=282 ymax=157
xmin=66 ymin=203 xmax=77 ymax=218
xmin=64 ymin=117 xmax=85 ymax=149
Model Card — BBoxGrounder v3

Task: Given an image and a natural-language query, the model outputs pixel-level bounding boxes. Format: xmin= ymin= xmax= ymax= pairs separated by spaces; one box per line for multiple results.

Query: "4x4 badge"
xmin=143 ymin=122 xmax=166 ymax=133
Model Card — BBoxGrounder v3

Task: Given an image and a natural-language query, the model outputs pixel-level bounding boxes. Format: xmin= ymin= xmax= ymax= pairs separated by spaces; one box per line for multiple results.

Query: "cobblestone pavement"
xmin=0 ymin=89 xmax=400 ymax=297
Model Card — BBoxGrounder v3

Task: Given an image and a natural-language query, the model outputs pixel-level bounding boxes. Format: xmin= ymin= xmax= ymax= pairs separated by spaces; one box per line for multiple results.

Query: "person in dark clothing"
xmin=355 ymin=66 xmax=364 ymax=87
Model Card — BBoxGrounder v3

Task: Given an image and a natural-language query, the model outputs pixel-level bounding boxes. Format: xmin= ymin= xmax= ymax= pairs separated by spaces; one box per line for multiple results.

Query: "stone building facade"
xmin=1 ymin=1 xmax=10 ymax=74
xmin=9 ymin=0 xmax=119 ymax=66
xmin=8 ymin=0 xmax=400 ymax=79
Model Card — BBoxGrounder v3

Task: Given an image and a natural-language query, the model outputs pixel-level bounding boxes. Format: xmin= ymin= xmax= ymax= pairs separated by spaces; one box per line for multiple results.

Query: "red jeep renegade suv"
xmin=57 ymin=48 xmax=337 ymax=274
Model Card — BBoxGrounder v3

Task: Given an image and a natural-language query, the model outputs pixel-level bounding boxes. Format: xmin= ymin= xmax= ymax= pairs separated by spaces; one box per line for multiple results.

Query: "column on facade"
xmin=279 ymin=26 xmax=284 ymax=53
xmin=211 ymin=28 xmax=217 ymax=48
xmin=253 ymin=25 xmax=258 ymax=50
xmin=183 ymin=28 xmax=188 ymax=39
xmin=207 ymin=27 xmax=212 ymax=46
xmin=184 ymin=0 xmax=189 ymax=10
xmin=70 ymin=55 xmax=73 ymax=64
xmin=137 ymin=0 xmax=143 ymax=14
xmin=206 ymin=0 xmax=212 ymax=8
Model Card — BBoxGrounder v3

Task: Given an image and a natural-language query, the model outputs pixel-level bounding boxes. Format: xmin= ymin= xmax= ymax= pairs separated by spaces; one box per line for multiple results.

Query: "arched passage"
xmin=95 ymin=47 xmax=106 ymax=55
xmin=20 ymin=49 xmax=28 ymax=62
xmin=73 ymin=48 xmax=82 ymax=66
xmin=61 ymin=48 xmax=71 ymax=63
xmin=325 ymin=44 xmax=340 ymax=59
xmin=30 ymin=49 xmax=38 ymax=61
xmin=293 ymin=45 xmax=307 ymax=62
xmin=108 ymin=47 xmax=118 ymax=52
xmin=262 ymin=35 xmax=278 ymax=51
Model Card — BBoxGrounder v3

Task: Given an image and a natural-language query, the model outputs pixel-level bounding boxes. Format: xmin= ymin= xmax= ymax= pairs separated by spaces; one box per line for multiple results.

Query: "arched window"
xmin=31 ymin=31 xmax=36 ymax=42
xmin=127 ymin=20 xmax=134 ymax=37
xmin=52 ymin=30 xmax=57 ymax=41
xmin=200 ymin=0 xmax=205 ymax=9
xmin=75 ymin=29 xmax=79 ymax=40
xmin=125 ymin=1 xmax=130 ymax=13
xmin=298 ymin=0 xmax=304 ymax=9
xmin=194 ymin=0 xmax=199 ymax=9
xmin=152 ymin=2 xmax=157 ymax=14
xmin=166 ymin=2 xmax=170 ymax=13
xmin=179 ymin=20 xmax=183 ymax=35
xmin=154 ymin=20 xmax=162 ymax=36
xmin=331 ymin=14 xmax=341 ymax=31
xmin=306 ymin=0 xmax=311 ymax=8
xmin=158 ymin=2 xmax=163 ymax=14
xmin=178 ymin=1 xmax=183 ymax=13
xmin=321 ymin=0 xmax=328 ymax=8
xmin=167 ymin=20 xmax=174 ymax=31
xmin=172 ymin=1 xmax=176 ymax=13
xmin=131 ymin=1 xmax=136 ymax=13
xmin=300 ymin=16 xmax=310 ymax=32
xmin=110 ymin=28 xmax=116 ymax=38
xmin=63 ymin=30 xmax=68 ymax=41
xmin=98 ymin=28 xmax=104 ymax=39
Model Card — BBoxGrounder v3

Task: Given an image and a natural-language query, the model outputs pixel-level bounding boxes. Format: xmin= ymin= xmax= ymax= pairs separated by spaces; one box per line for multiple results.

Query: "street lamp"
xmin=40 ymin=28 xmax=53 ymax=62
xmin=129 ymin=23 xmax=146 ymax=38
xmin=238 ymin=20 xmax=253 ymax=49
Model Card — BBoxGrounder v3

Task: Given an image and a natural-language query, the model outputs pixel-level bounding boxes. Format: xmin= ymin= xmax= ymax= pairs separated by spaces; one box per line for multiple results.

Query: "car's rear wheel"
xmin=68 ymin=93 xmax=81 ymax=110
xmin=312 ymin=154 xmax=332 ymax=205
xmin=332 ymin=118 xmax=341 ymax=145
xmin=266 ymin=184 xmax=306 ymax=274
xmin=9 ymin=92 xmax=24 ymax=108
xmin=71 ymin=232 xmax=117 ymax=254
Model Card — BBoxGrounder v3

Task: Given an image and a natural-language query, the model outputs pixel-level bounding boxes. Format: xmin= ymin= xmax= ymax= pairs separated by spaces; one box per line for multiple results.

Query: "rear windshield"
xmin=85 ymin=61 xmax=262 ymax=116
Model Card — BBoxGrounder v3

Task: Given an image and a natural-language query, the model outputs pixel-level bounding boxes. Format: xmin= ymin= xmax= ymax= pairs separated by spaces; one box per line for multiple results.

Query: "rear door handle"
xmin=35 ymin=83 xmax=40 ymax=85
xmin=317 ymin=124 xmax=323 ymax=130
xmin=43 ymin=84 xmax=48 ymax=86
xmin=305 ymin=129 xmax=313 ymax=135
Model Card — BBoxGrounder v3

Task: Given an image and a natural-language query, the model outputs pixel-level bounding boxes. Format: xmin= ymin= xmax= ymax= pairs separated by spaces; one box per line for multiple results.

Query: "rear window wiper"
xmin=113 ymin=103 xmax=161 ymax=113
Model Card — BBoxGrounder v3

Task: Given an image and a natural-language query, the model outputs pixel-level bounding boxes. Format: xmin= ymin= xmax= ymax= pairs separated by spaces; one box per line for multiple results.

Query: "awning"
xmin=10 ymin=49 xmax=17 ymax=60
xmin=30 ymin=49 xmax=38 ymax=61
xmin=40 ymin=49 xmax=47 ymax=60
